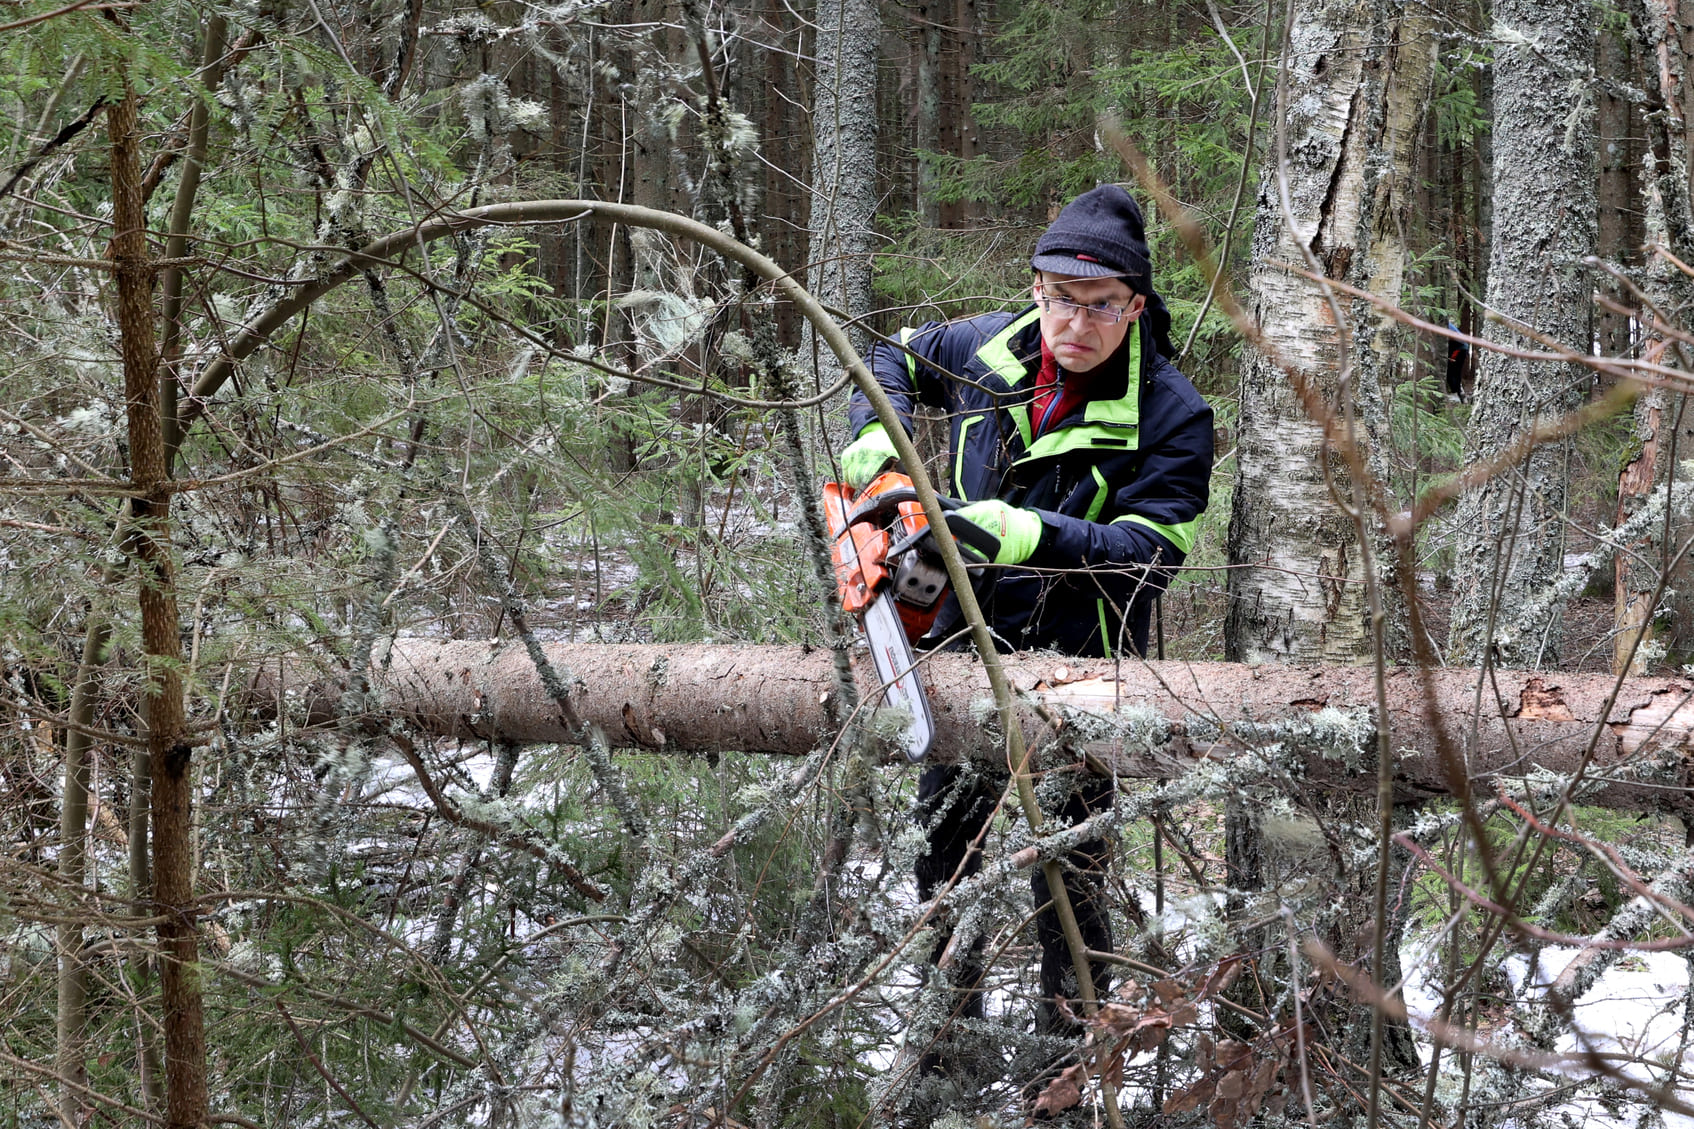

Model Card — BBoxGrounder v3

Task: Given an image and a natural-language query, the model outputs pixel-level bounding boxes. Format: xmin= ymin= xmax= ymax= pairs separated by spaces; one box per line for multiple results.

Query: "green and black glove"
xmin=952 ymin=499 xmax=1043 ymax=565
xmin=839 ymin=423 xmax=900 ymax=489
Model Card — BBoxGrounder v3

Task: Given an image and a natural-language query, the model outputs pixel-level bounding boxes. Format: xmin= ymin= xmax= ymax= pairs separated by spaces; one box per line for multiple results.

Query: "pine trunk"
xmin=1618 ymin=0 xmax=1694 ymax=670
xmin=54 ymin=623 xmax=109 ymax=1113
xmin=108 ymin=84 xmax=208 ymax=1129
xmin=271 ymin=640 xmax=1694 ymax=817
xmin=807 ymin=0 xmax=879 ymax=372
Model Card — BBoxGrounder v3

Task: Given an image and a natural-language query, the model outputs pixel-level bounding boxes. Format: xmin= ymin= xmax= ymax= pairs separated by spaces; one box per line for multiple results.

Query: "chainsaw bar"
xmin=859 ymin=589 xmax=935 ymax=762
xmin=823 ymin=477 xmax=938 ymax=763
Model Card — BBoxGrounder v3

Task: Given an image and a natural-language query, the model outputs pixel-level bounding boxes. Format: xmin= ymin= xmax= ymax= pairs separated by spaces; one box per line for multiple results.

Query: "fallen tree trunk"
xmin=269 ymin=640 xmax=1694 ymax=814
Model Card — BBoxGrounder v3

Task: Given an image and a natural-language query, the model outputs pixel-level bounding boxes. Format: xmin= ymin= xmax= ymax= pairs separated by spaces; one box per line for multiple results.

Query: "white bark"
xmin=1226 ymin=0 xmax=1434 ymax=664
xmin=1446 ymin=0 xmax=1597 ymax=666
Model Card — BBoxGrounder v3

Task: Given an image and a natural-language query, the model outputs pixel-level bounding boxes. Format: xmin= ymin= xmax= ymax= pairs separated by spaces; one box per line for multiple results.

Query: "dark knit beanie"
xmin=1031 ymin=184 xmax=1152 ymax=289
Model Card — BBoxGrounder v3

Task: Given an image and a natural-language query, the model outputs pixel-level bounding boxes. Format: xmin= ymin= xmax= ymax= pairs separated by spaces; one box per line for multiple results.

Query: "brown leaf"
xmin=1101 ymin=1047 xmax=1126 ymax=1089
xmin=1214 ymin=1039 xmax=1252 ymax=1071
xmin=1034 ymin=1064 xmax=1087 ymax=1116
xmin=1217 ymin=1069 xmax=1247 ymax=1101
xmin=1091 ymin=1001 xmax=1142 ymax=1035
xmin=1209 ymin=1093 xmax=1243 ymax=1129
xmin=1241 ymin=1058 xmax=1280 ymax=1121
xmin=1153 ymin=978 xmax=1185 ymax=1005
xmin=1127 ymin=1022 xmax=1169 ymax=1055
xmin=1200 ymin=955 xmax=1243 ymax=999
xmin=1163 ymin=1081 xmax=1210 ymax=1115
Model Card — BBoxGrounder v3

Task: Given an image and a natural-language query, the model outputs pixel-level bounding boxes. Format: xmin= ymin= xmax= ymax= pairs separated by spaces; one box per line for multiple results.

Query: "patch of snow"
xmin=1403 ymin=936 xmax=1694 ymax=1125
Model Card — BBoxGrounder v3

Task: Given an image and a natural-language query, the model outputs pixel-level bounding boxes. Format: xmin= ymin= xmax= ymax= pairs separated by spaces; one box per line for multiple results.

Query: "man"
xmin=837 ymin=184 xmax=1213 ymax=1056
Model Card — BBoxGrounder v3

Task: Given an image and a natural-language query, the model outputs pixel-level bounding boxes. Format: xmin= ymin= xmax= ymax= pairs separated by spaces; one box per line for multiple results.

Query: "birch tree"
xmin=1217 ymin=0 xmax=1436 ymax=1093
xmin=1446 ymin=0 xmax=1598 ymax=667
xmin=1225 ymin=0 xmax=1434 ymax=664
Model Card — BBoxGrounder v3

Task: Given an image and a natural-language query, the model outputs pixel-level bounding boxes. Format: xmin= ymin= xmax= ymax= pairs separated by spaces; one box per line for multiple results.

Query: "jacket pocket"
xmin=954 ymin=414 xmax=985 ymax=498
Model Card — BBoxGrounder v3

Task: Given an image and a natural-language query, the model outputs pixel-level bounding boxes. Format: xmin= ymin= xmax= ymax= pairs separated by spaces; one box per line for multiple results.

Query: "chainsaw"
xmin=821 ymin=471 xmax=1000 ymax=762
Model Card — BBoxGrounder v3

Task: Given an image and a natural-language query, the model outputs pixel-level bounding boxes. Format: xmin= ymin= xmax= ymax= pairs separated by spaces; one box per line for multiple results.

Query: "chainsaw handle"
xmin=941 ymin=510 xmax=1001 ymax=561
xmin=847 ymin=474 xmax=1004 ymax=562
xmin=883 ymin=494 xmax=1000 ymax=562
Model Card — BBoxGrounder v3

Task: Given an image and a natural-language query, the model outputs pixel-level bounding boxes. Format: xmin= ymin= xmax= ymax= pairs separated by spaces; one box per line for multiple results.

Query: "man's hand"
xmin=840 ymin=423 xmax=900 ymax=489
xmin=953 ymin=500 xmax=1043 ymax=565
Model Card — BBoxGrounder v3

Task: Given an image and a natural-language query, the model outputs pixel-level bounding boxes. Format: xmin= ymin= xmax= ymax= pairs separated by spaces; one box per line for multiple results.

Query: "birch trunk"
xmin=266 ymin=640 xmax=1694 ymax=816
xmin=1446 ymin=0 xmax=1597 ymax=667
xmin=1225 ymin=0 xmax=1434 ymax=663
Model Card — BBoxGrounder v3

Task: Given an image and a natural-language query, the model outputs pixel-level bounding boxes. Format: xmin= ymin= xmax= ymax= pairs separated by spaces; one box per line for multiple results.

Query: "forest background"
xmin=6 ymin=0 xmax=1694 ymax=1125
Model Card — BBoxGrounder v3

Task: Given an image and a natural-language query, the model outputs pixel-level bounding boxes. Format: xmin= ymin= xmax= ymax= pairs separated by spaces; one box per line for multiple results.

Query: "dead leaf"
xmin=1034 ymin=1064 xmax=1087 ymax=1116
xmin=1163 ymin=1082 xmax=1208 ymax=1115
xmin=1101 ymin=1046 xmax=1126 ymax=1089
xmin=1200 ymin=955 xmax=1243 ymax=999
xmin=1209 ymin=1093 xmax=1243 ymax=1129
xmin=1243 ymin=1057 xmax=1279 ymax=1120
xmin=1128 ymin=1021 xmax=1169 ymax=1054
xmin=1091 ymin=1001 xmax=1142 ymax=1035
xmin=1214 ymin=1039 xmax=1252 ymax=1069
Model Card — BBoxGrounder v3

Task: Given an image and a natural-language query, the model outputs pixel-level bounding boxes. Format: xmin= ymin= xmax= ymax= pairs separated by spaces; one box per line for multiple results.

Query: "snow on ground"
xmin=1402 ymin=938 xmax=1694 ymax=1127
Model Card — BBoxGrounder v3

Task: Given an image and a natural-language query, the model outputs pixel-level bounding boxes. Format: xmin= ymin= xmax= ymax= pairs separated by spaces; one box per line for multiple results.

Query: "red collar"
xmin=1032 ymin=338 xmax=1093 ymax=438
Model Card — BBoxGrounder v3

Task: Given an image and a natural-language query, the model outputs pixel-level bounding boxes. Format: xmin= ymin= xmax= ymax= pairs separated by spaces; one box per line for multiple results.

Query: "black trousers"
xmin=913 ymin=761 xmax=1114 ymax=1029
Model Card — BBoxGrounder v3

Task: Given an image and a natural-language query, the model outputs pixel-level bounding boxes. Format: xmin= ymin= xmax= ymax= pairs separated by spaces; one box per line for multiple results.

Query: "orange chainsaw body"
xmin=821 ymin=471 xmax=949 ymax=762
xmin=822 ymin=473 xmax=944 ymax=641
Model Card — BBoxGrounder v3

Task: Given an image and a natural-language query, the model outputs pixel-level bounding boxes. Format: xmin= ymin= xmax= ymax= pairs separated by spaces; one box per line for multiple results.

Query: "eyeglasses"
xmin=1035 ymin=286 xmax=1133 ymax=325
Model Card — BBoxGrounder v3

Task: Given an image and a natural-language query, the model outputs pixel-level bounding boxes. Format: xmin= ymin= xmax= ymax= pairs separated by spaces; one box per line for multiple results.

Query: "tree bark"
xmin=267 ymin=640 xmax=1694 ymax=816
xmin=54 ymin=621 xmax=109 ymax=1112
xmin=1618 ymin=0 xmax=1694 ymax=671
xmin=1595 ymin=21 xmax=1644 ymax=368
xmin=935 ymin=0 xmax=979 ymax=228
xmin=1224 ymin=0 xmax=1434 ymax=663
xmin=1446 ymin=0 xmax=1597 ymax=667
xmin=806 ymin=0 xmax=879 ymax=380
xmin=108 ymin=83 xmax=208 ymax=1129
xmin=1613 ymin=389 xmax=1686 ymax=675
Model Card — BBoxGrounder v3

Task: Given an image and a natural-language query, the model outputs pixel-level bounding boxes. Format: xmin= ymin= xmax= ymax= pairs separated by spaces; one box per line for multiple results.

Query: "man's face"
xmin=1033 ymin=271 xmax=1146 ymax=374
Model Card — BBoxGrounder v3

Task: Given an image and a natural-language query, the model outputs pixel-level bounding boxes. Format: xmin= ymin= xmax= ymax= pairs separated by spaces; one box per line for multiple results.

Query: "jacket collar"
xmin=975 ymin=307 xmax=1143 ymax=428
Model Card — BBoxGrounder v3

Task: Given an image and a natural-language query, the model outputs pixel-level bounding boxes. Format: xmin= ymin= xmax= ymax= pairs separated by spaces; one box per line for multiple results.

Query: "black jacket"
xmin=847 ymin=305 xmax=1213 ymax=657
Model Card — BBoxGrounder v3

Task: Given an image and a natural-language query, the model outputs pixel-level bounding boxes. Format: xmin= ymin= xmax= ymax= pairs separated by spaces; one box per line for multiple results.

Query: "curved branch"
xmin=185 ymin=199 xmax=876 ymax=428
xmin=194 ymin=201 xmax=1101 ymax=1068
